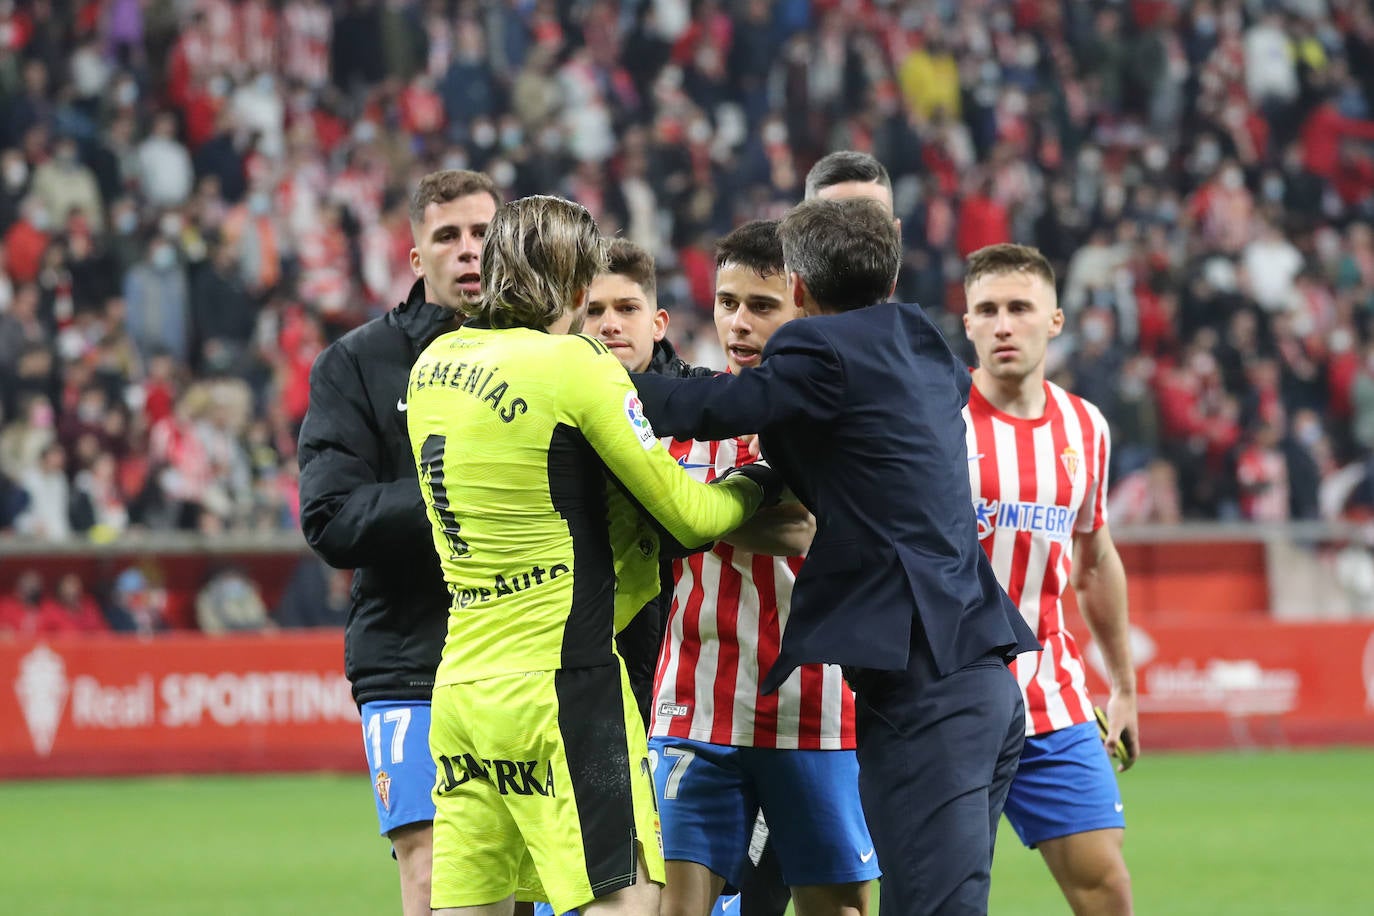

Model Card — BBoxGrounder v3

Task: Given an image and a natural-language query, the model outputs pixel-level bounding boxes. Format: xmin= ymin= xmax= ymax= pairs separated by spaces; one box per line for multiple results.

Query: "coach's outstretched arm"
xmin=573 ymin=345 xmax=773 ymax=549
xmin=298 ymin=346 xmax=433 ymax=569
xmin=631 ymin=319 xmax=846 ymax=442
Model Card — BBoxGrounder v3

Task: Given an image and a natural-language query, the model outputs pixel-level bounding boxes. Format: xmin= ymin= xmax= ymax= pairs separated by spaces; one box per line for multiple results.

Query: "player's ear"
xmin=654 ymin=307 xmax=669 ymax=341
xmin=789 ymin=271 xmax=807 ymax=313
xmin=1049 ymin=306 xmax=1065 ymax=339
xmin=410 ymin=247 xmax=423 ymax=278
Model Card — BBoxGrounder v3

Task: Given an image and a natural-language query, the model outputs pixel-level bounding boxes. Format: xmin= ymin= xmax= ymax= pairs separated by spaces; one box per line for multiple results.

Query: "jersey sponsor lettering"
xmin=435 ymin=753 xmax=556 ymax=797
xmin=974 ymin=499 xmax=1079 ymax=542
xmin=964 ymin=380 xmax=1109 ymax=736
xmin=651 ymin=436 xmax=856 ymax=750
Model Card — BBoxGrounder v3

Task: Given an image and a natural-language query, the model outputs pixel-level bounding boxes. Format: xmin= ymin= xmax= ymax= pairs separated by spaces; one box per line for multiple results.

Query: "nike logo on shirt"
xmin=677 ymin=456 xmax=713 ymax=469
xmin=396 ymin=398 xmax=408 ymax=412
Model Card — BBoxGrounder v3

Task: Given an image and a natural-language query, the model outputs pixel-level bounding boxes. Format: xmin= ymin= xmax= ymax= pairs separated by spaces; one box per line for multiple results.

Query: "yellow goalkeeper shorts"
xmin=429 ymin=660 xmax=664 ymax=912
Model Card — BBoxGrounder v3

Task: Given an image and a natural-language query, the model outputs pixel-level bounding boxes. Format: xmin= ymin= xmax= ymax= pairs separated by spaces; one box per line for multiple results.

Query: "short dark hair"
xmin=604 ymin=238 xmax=657 ymax=299
xmin=408 ymin=169 xmax=502 ymax=225
xmin=964 ymin=243 xmax=1056 ymax=290
xmin=715 ymin=219 xmax=784 ymax=277
xmin=804 ymin=151 xmax=892 ymax=200
xmin=779 ymin=198 xmax=900 ymax=312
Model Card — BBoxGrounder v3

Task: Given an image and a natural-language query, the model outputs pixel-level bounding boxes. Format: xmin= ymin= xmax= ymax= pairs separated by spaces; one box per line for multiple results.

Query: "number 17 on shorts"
xmin=360 ymin=700 xmax=437 ymax=837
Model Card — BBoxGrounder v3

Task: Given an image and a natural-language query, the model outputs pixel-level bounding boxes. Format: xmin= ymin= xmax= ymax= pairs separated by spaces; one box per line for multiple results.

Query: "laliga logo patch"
xmin=1061 ymin=446 xmax=1081 ymax=480
xmin=624 ymin=392 xmax=656 ymax=450
xmin=375 ymin=769 xmax=392 ymax=811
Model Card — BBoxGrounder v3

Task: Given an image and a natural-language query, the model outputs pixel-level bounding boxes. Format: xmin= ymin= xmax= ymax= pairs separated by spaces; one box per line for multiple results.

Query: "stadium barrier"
xmin=1 ymin=631 xmax=361 ymax=779
xmin=2 ymin=525 xmax=1374 ymax=778
xmin=1064 ymin=610 xmax=1374 ymax=750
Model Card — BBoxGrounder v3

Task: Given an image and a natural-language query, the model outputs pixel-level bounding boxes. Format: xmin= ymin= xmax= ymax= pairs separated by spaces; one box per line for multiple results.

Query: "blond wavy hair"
xmin=463 ymin=195 xmax=606 ymax=330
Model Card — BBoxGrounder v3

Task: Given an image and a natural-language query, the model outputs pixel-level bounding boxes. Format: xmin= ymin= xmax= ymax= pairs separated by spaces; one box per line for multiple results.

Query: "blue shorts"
xmin=1002 ymin=720 xmax=1125 ymax=848
xmin=359 ymin=700 xmax=437 ymax=837
xmin=648 ymin=736 xmax=879 ymax=887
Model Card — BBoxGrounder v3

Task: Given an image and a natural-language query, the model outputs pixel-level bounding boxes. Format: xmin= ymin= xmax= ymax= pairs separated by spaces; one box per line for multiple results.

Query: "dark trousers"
xmin=846 ymin=645 xmax=1024 ymax=916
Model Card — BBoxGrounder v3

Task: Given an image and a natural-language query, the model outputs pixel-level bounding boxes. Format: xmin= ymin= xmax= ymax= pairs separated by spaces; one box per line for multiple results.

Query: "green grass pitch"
xmin=2 ymin=748 xmax=1368 ymax=914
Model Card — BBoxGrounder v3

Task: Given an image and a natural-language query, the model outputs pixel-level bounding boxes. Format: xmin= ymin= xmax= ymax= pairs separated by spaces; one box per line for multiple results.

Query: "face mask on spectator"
xmin=441 ymin=149 xmax=469 ymax=171
xmin=209 ymin=75 xmax=230 ymax=98
xmin=160 ymin=212 xmax=183 ymax=237
xmin=247 ymin=192 xmax=271 ymax=216
xmin=500 ymin=123 xmax=523 ymax=149
xmin=490 ymin=159 xmax=516 ymax=188
xmin=150 ymin=244 xmax=177 ymax=270
xmin=27 ymin=203 xmax=50 ymax=231
xmin=115 ymin=80 xmax=138 ymax=107
xmin=1195 ymin=140 xmax=1220 ymax=173
xmin=472 ymin=121 xmax=497 ymax=148
xmin=4 ymin=158 xmax=27 ymax=188
xmin=115 ymin=209 xmax=137 ymax=235
xmin=1143 ymin=144 xmax=1167 ymax=172
xmin=1220 ymin=168 xmax=1243 ymax=191
xmin=762 ymin=121 xmax=787 ymax=146
xmin=1262 ymin=174 xmax=1285 ymax=202
xmin=1296 ymin=420 xmax=1322 ymax=447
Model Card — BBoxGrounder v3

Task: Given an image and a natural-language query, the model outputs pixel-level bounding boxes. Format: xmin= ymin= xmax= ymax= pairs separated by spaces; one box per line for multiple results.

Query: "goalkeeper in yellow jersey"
xmin=406 ymin=195 xmax=779 ymax=916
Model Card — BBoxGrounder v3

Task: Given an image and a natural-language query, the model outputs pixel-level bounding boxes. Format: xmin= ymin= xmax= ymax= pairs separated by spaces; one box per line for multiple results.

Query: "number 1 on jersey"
xmin=420 ymin=434 xmax=470 ymax=560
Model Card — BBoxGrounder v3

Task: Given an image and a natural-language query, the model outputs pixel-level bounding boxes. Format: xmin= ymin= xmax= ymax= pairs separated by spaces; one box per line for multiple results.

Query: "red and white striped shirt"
xmin=963 ymin=380 xmax=1109 ymax=737
xmin=652 ymin=436 xmax=856 ymax=750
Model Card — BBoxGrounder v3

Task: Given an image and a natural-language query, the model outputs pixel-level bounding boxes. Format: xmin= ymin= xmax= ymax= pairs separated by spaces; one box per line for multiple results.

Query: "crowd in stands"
xmin=3 ymin=0 xmax=1374 ymax=630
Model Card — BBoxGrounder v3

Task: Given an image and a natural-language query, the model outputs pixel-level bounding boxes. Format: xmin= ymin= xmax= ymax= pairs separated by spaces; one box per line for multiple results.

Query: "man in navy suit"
xmin=631 ymin=198 xmax=1040 ymax=916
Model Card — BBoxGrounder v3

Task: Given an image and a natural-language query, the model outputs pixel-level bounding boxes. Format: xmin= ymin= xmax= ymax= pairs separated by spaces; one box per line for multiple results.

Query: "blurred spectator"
xmin=275 ymin=555 xmax=349 ymax=628
xmin=47 ymin=572 xmax=109 ymax=633
xmin=0 ymin=0 xmax=1370 ymax=544
xmin=1237 ymin=422 xmax=1291 ymax=522
xmin=104 ymin=567 xmax=170 ymax=636
xmin=31 ymin=136 xmax=104 ymax=232
xmin=0 ymin=570 xmax=47 ymax=636
xmin=123 ymin=234 xmax=190 ymax=362
xmin=15 ymin=440 xmax=70 ymax=540
xmin=195 ymin=567 xmax=273 ymax=634
xmin=1109 ymin=458 xmax=1183 ymax=526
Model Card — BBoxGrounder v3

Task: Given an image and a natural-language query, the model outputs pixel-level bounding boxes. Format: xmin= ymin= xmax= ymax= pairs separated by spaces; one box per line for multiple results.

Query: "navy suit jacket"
xmin=632 ymin=302 xmax=1039 ymax=693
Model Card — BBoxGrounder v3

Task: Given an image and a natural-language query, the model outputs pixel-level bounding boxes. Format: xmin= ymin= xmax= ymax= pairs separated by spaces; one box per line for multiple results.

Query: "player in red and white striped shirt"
xmin=962 ymin=244 xmax=1137 ymax=915
xmin=586 ymin=226 xmax=875 ymax=916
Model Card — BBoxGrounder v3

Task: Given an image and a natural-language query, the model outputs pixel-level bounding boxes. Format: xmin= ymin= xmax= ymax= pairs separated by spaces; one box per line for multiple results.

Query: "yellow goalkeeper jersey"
xmin=406 ymin=324 xmax=763 ymax=686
